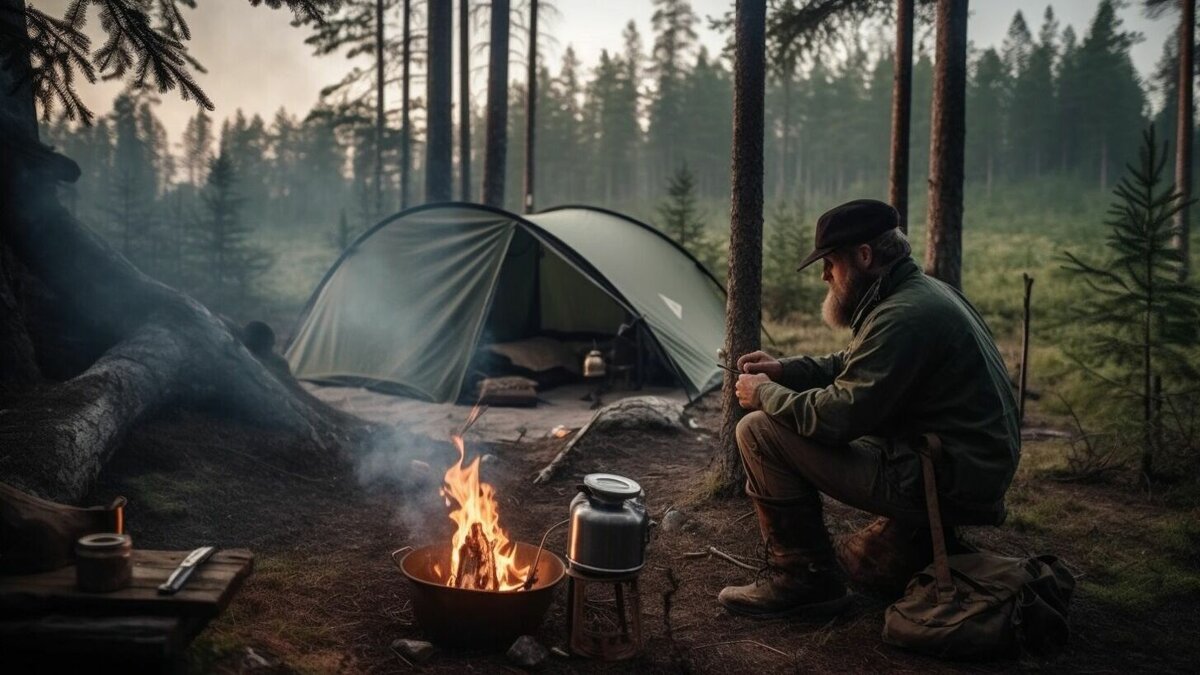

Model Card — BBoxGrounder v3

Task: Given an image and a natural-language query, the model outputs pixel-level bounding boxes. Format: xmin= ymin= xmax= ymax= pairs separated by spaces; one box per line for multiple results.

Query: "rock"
xmin=549 ymin=646 xmax=570 ymax=659
xmin=588 ymin=396 xmax=687 ymax=433
xmin=481 ymin=453 xmax=499 ymax=464
xmin=507 ymin=635 xmax=549 ymax=669
xmin=661 ymin=508 xmax=687 ymax=532
xmin=240 ymin=646 xmax=274 ymax=669
xmin=391 ymin=638 xmax=434 ymax=664
xmin=409 ymin=459 xmax=431 ymax=477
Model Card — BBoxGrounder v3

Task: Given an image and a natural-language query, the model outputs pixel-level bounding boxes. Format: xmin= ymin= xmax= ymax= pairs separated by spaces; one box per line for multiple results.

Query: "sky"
xmin=41 ymin=1 xmax=1176 ymax=146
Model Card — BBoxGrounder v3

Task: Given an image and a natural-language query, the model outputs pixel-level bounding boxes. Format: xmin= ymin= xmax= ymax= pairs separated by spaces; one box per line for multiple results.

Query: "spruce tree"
xmin=1061 ymin=127 xmax=1200 ymax=480
xmin=196 ymin=151 xmax=273 ymax=313
xmin=181 ymin=108 xmax=215 ymax=186
xmin=648 ymin=0 xmax=699 ymax=187
xmin=762 ymin=201 xmax=818 ymax=320
xmin=657 ymin=164 xmax=706 ymax=249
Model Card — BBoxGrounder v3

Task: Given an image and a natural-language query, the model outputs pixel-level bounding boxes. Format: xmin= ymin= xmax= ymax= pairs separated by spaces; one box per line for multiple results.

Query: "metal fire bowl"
xmin=393 ymin=542 xmax=565 ymax=649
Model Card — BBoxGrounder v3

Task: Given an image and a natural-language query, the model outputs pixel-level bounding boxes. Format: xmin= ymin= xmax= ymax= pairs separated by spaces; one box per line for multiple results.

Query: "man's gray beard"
xmin=821 ymin=265 xmax=875 ymax=330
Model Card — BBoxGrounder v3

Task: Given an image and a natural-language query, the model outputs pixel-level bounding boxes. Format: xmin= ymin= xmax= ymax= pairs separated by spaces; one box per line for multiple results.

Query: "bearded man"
xmin=718 ymin=199 xmax=1020 ymax=618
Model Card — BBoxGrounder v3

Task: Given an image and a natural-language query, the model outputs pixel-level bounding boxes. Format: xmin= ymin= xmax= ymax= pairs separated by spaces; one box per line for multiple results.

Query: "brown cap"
xmin=796 ymin=199 xmax=900 ymax=271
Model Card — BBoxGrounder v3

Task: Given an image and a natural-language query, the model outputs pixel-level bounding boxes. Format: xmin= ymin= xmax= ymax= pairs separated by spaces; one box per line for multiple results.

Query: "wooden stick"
xmin=693 ymin=639 xmax=791 ymax=659
xmin=1019 ymin=273 xmax=1034 ymax=425
xmin=707 ymin=546 xmax=758 ymax=571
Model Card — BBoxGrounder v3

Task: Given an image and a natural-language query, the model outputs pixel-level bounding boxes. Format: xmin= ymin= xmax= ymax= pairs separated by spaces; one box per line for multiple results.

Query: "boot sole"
xmin=718 ymin=589 xmax=853 ymax=620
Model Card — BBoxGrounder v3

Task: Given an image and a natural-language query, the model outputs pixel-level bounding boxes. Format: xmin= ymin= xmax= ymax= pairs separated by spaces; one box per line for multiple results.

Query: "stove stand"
xmin=565 ymin=566 xmax=643 ymax=660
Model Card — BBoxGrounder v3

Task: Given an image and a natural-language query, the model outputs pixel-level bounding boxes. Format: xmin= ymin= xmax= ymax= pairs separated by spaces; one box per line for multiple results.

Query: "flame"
xmin=441 ymin=430 xmax=529 ymax=591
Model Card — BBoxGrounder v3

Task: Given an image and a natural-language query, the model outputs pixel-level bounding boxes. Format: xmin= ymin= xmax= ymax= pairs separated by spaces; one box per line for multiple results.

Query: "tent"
xmin=286 ymin=203 xmax=726 ymax=402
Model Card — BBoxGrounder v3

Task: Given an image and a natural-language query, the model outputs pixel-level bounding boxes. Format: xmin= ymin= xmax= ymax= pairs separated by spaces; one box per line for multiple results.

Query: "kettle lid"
xmin=583 ymin=473 xmax=642 ymax=501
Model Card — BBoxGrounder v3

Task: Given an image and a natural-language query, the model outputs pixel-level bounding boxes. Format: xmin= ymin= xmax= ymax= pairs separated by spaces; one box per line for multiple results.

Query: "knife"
xmin=157 ymin=546 xmax=216 ymax=595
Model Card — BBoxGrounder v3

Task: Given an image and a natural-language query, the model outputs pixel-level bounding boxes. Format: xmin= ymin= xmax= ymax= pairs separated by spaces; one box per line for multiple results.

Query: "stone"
xmin=240 ymin=646 xmax=274 ymax=669
xmin=549 ymin=646 xmax=570 ymax=659
xmin=481 ymin=453 xmax=499 ymax=464
xmin=506 ymin=635 xmax=549 ymax=669
xmin=391 ymin=638 xmax=435 ymax=664
xmin=661 ymin=508 xmax=687 ymax=532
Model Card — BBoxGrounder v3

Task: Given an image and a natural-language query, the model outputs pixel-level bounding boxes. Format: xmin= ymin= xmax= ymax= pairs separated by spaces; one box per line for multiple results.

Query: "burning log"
xmin=453 ymin=522 xmax=500 ymax=591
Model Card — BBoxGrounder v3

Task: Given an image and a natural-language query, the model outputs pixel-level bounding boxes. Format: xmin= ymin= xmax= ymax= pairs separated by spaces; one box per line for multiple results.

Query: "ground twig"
xmin=707 ymin=546 xmax=759 ymax=571
xmin=693 ymin=639 xmax=791 ymax=659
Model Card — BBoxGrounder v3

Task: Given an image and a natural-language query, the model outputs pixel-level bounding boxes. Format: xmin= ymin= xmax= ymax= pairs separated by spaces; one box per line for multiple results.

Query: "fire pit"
xmin=394 ymin=542 xmax=564 ymax=648
xmin=390 ymin=405 xmax=565 ymax=648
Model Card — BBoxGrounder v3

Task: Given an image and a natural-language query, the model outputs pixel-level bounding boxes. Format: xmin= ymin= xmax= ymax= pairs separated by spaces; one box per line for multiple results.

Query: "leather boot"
xmin=833 ymin=517 xmax=971 ymax=597
xmin=718 ymin=492 xmax=847 ymax=618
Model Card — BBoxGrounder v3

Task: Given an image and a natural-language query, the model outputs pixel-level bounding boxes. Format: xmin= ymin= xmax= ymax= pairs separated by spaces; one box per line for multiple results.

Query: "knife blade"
xmin=157 ymin=546 xmax=216 ymax=595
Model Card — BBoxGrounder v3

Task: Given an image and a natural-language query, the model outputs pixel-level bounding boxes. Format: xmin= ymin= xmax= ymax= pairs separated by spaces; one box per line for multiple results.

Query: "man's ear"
xmin=855 ymin=243 xmax=874 ymax=270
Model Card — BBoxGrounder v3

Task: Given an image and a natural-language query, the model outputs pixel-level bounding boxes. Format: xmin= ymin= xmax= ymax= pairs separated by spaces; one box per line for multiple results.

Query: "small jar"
xmin=76 ymin=533 xmax=132 ymax=593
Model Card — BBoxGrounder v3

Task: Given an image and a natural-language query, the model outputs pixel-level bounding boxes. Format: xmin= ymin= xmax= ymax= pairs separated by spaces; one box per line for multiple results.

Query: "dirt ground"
xmin=87 ymin=393 xmax=1200 ymax=674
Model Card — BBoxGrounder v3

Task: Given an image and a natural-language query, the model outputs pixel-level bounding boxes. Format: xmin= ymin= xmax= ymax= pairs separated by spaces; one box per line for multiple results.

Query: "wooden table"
xmin=0 ymin=548 xmax=253 ymax=671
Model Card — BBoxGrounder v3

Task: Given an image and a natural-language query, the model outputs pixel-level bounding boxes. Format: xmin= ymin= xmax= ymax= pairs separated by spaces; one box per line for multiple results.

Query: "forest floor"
xmin=88 ymin=392 xmax=1200 ymax=674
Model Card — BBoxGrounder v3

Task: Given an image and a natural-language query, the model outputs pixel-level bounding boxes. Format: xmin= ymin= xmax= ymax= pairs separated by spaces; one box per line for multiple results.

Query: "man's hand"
xmin=736 ymin=350 xmax=783 ymax=380
xmin=736 ymin=372 xmax=771 ymax=410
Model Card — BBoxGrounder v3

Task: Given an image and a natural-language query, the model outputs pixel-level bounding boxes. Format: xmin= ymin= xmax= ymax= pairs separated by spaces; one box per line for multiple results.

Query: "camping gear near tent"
xmin=285 ymin=203 xmax=726 ymax=403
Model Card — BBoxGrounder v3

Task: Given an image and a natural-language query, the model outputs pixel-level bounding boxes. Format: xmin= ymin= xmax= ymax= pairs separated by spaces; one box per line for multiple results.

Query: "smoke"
xmin=353 ymin=425 xmax=454 ymax=545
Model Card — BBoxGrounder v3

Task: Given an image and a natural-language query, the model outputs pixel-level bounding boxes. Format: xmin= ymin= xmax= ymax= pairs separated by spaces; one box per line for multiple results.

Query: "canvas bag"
xmin=881 ymin=436 xmax=1075 ymax=660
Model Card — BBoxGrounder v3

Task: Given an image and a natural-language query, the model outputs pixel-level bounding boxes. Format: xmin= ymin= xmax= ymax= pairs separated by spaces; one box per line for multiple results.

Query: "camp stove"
xmin=565 ymin=474 xmax=650 ymax=660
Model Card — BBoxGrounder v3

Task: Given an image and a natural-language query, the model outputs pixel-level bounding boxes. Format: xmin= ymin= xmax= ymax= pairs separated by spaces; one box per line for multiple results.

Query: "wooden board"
xmin=0 ymin=549 xmax=253 ymax=619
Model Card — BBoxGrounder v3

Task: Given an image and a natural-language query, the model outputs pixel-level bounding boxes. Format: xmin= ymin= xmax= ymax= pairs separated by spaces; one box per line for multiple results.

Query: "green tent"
xmin=286 ymin=203 xmax=726 ymax=402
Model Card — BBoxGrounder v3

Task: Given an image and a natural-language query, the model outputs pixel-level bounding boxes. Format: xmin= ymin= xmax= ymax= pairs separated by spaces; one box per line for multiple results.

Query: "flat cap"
xmin=797 ymin=199 xmax=900 ymax=271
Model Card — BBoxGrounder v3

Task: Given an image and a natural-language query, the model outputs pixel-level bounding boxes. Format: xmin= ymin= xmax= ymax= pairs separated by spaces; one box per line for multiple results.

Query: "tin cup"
xmin=76 ymin=533 xmax=133 ymax=593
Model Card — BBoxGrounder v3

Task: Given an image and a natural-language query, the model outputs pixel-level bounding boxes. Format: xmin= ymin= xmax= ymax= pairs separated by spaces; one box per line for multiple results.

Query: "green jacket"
xmin=756 ymin=257 xmax=1020 ymax=524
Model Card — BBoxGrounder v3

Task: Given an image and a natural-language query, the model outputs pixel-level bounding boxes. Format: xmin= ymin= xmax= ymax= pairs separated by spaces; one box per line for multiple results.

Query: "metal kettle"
xmin=567 ymin=474 xmax=649 ymax=575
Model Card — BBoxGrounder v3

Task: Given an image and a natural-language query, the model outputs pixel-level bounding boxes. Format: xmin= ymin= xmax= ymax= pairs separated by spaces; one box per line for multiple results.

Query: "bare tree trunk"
xmin=889 ymin=0 xmax=914 ymax=232
xmin=401 ymin=0 xmax=412 ymax=210
xmin=523 ymin=0 xmax=538 ymax=214
xmin=426 ymin=0 xmax=454 ymax=203
xmin=1100 ymin=140 xmax=1108 ymax=192
xmin=714 ymin=0 xmax=766 ymax=497
xmin=459 ymin=0 xmax=472 ymax=201
xmin=482 ymin=0 xmax=510 ymax=207
xmin=1177 ymin=0 xmax=1194 ymax=280
xmin=374 ymin=0 xmax=385 ymax=219
xmin=923 ymin=0 xmax=968 ymax=290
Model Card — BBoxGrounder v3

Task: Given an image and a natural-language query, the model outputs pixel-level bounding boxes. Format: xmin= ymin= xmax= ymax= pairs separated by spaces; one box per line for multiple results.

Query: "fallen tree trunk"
xmin=0 ymin=90 xmax=365 ymax=504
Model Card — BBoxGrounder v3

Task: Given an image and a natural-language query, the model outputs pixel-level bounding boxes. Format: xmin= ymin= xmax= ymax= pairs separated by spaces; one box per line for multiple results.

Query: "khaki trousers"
xmin=735 ymin=411 xmax=928 ymax=525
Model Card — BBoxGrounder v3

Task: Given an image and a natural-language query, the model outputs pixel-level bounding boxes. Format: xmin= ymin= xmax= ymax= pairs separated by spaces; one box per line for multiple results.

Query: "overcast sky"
xmin=42 ymin=1 xmax=1175 ymax=146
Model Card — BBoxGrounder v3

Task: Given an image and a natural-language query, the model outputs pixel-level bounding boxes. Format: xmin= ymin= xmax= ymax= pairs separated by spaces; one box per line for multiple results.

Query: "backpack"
xmin=881 ymin=436 xmax=1076 ymax=660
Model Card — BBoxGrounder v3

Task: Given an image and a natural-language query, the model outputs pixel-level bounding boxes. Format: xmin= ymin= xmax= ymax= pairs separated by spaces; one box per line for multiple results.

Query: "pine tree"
xmin=648 ymin=0 xmax=699 ymax=188
xmin=657 ymin=164 xmax=706 ymax=249
xmin=107 ymin=93 xmax=158 ymax=266
xmin=967 ymin=48 xmax=1007 ymax=195
xmin=1060 ymin=127 xmax=1200 ymax=480
xmin=762 ymin=201 xmax=818 ymax=320
xmin=196 ymin=151 xmax=273 ymax=313
xmin=181 ymin=108 xmax=215 ymax=186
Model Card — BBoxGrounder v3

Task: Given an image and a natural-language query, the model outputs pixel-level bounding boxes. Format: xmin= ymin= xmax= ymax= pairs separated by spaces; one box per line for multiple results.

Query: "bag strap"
xmin=919 ymin=433 xmax=956 ymax=604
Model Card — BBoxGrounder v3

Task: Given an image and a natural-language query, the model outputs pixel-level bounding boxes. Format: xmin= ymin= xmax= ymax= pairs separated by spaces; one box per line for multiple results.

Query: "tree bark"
xmin=923 ymin=0 xmax=968 ymax=290
xmin=374 ymin=0 xmax=385 ymax=219
xmin=482 ymin=0 xmax=510 ymax=208
xmin=459 ymin=0 xmax=472 ymax=201
xmin=522 ymin=0 xmax=538 ymax=214
xmin=714 ymin=0 xmax=766 ymax=497
xmin=401 ymin=0 xmax=412 ymax=210
xmin=889 ymin=0 xmax=914 ymax=232
xmin=426 ymin=0 xmax=454 ymax=203
xmin=1177 ymin=0 xmax=1194 ymax=280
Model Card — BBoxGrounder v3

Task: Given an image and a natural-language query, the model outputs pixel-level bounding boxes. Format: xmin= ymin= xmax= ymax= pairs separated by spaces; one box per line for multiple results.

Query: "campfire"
xmin=437 ymin=432 xmax=529 ymax=591
xmin=392 ymin=404 xmax=565 ymax=648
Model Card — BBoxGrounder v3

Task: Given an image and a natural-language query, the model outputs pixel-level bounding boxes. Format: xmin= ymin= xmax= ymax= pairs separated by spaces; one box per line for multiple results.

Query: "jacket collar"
xmin=849 ymin=257 xmax=921 ymax=334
